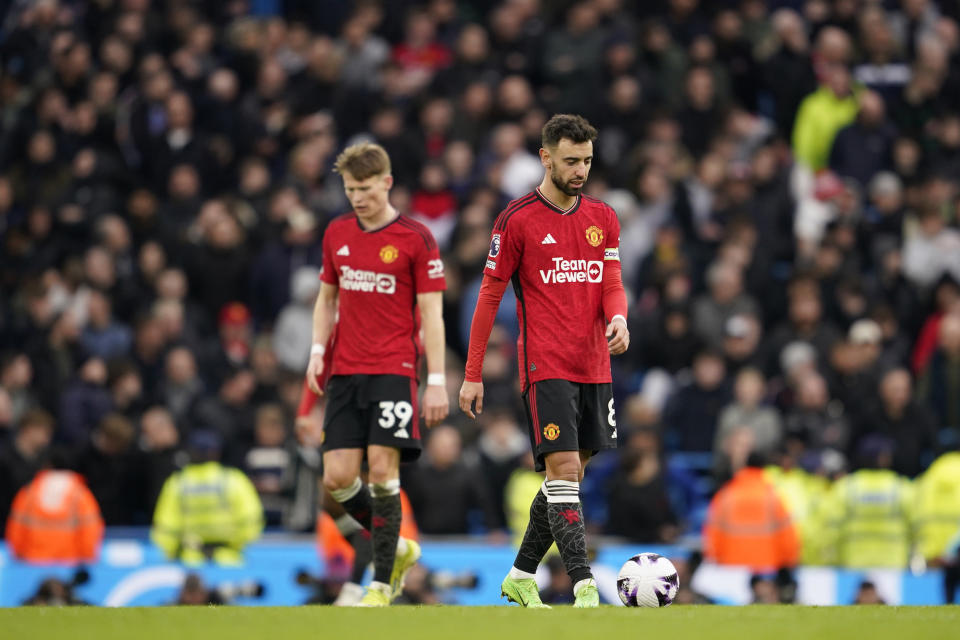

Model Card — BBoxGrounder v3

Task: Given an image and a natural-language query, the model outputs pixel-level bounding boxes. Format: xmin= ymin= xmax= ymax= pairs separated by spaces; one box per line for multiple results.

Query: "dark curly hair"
xmin=541 ymin=113 xmax=598 ymax=148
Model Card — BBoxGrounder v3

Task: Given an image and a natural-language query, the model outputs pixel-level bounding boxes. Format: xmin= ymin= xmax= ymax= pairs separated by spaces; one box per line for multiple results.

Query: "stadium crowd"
xmin=2 ymin=0 xmax=960 ymax=574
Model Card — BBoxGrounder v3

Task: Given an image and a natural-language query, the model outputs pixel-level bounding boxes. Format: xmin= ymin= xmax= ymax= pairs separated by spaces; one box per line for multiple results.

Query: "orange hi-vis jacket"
xmin=5 ymin=470 xmax=105 ymax=563
xmin=703 ymin=467 xmax=800 ymax=571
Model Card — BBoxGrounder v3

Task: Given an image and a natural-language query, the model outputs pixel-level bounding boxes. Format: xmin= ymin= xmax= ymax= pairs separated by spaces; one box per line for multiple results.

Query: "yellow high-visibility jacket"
xmin=151 ymin=462 xmax=264 ymax=561
xmin=764 ymin=466 xmax=829 ymax=565
xmin=792 ymin=86 xmax=860 ymax=171
xmin=815 ymin=469 xmax=913 ymax=568
xmin=914 ymin=452 xmax=960 ymax=560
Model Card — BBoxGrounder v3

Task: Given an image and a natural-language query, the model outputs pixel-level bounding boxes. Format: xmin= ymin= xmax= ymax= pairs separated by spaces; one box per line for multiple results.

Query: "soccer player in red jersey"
xmin=305 ymin=142 xmax=448 ymax=606
xmin=459 ymin=114 xmax=629 ymax=608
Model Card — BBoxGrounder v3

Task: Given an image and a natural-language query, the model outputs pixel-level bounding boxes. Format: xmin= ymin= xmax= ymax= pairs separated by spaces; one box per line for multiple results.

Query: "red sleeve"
xmin=483 ymin=215 xmax=522 ymax=280
xmin=601 ymin=206 xmax=627 ymax=322
xmin=319 ymin=224 xmax=338 ymax=285
xmin=464 ymin=275 xmax=509 ymax=382
xmin=602 ymin=259 xmax=628 ymax=322
xmin=297 ymin=378 xmax=319 ymax=418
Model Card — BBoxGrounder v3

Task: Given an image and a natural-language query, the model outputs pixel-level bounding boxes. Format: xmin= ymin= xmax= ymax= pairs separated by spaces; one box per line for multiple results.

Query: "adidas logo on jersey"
xmin=336 ymin=245 xmax=350 ymax=256
xmin=541 ymin=234 xmax=557 ymax=244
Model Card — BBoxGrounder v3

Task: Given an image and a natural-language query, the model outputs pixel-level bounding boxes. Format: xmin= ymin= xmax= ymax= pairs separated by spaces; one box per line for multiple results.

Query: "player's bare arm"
xmin=306 ymin=281 xmax=338 ymax=395
xmin=417 ymin=290 xmax=448 ymax=427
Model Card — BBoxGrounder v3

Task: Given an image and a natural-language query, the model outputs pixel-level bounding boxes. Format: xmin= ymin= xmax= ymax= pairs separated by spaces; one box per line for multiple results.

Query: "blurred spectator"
xmin=764 ymin=446 xmax=830 ymax=565
xmin=678 ymin=66 xmax=727 ymax=159
xmin=783 ymin=371 xmax=850 ymax=455
xmin=853 ymin=368 xmax=937 ymax=478
xmin=0 ymin=409 xmax=55 ymax=530
xmin=815 ymin=436 xmax=914 ymax=568
xmin=605 ymin=428 xmax=678 ymax=543
xmin=273 ymin=266 xmax=321 ymax=374
xmin=0 ymin=352 xmax=36 ymax=425
xmin=663 ymin=349 xmax=731 ymax=452
xmin=475 ymin=412 xmax=528 ymax=530
xmin=828 ymin=91 xmax=896 ymax=188
xmin=185 ymin=203 xmax=250 ymax=321
xmin=793 ymin=60 xmax=860 ymax=171
xmin=5 ymin=454 xmax=104 ymax=564
xmin=191 ymin=366 xmax=257 ymax=465
xmin=541 ymin=3 xmax=605 ymax=116
xmin=829 ymin=319 xmax=885 ymax=420
xmin=152 ymin=429 xmax=264 ymax=565
xmin=914 ymin=437 xmax=960 ymax=564
xmin=853 ymin=580 xmax=886 ymax=605
xmin=58 ymin=357 xmax=112 ymax=447
xmin=157 ymin=347 xmax=205 ymax=431
xmin=918 ymin=313 xmax=960 ymax=427
xmin=692 ymin=260 xmax=760 ymax=351
xmin=250 ymin=205 xmax=323 ymax=326
xmin=764 ymin=278 xmax=842 ymax=375
xmin=244 ymin=404 xmax=293 ymax=527
xmin=715 ymin=368 xmax=783 ymax=480
xmin=138 ymin=406 xmax=185 ymax=514
xmin=634 ymin=301 xmax=701 ymax=375
xmin=721 ymin=313 xmax=764 ymax=372
xmin=749 ymin=573 xmax=779 ymax=604
xmin=539 ymin=555 xmax=574 ymax=605
xmin=703 ymin=452 xmax=800 ymax=571
xmin=404 ymin=425 xmax=499 ymax=534
xmin=73 ymin=413 xmax=139 ymax=525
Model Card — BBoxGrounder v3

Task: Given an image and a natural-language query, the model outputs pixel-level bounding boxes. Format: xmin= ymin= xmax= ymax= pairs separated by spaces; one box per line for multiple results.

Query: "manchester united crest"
xmin=379 ymin=244 xmax=399 ymax=264
xmin=543 ymin=423 xmax=560 ymax=440
xmin=585 ymin=225 xmax=603 ymax=247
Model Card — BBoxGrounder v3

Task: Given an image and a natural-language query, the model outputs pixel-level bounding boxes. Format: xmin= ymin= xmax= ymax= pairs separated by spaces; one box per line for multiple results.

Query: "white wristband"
xmin=310 ymin=343 xmax=326 ymax=357
xmin=611 ymin=314 xmax=627 ymax=325
xmin=427 ymin=373 xmax=446 ymax=386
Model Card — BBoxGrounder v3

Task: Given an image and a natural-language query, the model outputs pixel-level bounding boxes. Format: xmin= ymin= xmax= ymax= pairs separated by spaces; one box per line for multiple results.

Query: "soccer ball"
xmin=617 ymin=552 xmax=679 ymax=607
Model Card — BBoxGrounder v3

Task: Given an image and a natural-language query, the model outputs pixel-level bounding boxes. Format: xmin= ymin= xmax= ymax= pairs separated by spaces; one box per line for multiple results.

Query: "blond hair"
xmin=333 ymin=142 xmax=391 ymax=180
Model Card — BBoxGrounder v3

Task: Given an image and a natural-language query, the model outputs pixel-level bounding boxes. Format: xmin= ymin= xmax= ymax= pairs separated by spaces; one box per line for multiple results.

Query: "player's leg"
xmin=542 ymin=449 xmax=596 ymax=607
xmin=500 ymin=383 xmax=558 ymax=607
xmin=565 ymin=383 xmax=619 ymax=607
xmin=322 ymin=449 xmax=368 ymax=526
xmin=323 ymin=489 xmax=372 ymax=605
xmin=321 ymin=378 xmax=373 ymax=537
xmin=361 ymin=375 xmax=423 ymax=605
xmin=502 ymin=380 xmax=581 ymax=607
xmin=357 ymin=444 xmax=403 ymax=605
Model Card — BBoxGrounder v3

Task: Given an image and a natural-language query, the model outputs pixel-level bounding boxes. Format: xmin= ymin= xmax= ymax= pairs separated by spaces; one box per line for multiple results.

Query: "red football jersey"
xmin=320 ymin=213 xmax=446 ymax=379
xmin=484 ymin=189 xmax=621 ymax=389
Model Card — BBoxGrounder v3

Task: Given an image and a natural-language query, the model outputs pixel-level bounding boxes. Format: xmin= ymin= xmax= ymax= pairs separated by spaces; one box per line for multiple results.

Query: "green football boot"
xmin=500 ymin=576 xmax=551 ymax=608
xmin=390 ymin=537 xmax=422 ymax=599
xmin=573 ymin=579 xmax=599 ymax=608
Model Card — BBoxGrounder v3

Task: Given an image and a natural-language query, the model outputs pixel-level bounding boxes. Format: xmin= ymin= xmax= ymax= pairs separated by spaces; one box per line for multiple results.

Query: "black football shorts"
xmin=322 ymin=374 xmax=422 ymax=462
xmin=522 ymin=378 xmax=618 ymax=471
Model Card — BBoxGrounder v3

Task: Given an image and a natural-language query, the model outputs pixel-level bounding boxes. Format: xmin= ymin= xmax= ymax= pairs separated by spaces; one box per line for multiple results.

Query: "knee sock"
xmin=544 ymin=479 xmax=592 ymax=585
xmin=510 ymin=482 xmax=553 ymax=577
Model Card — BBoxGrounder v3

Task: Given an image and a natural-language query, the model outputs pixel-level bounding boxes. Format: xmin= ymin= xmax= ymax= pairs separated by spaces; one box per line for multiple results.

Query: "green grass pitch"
xmin=2 ymin=605 xmax=959 ymax=640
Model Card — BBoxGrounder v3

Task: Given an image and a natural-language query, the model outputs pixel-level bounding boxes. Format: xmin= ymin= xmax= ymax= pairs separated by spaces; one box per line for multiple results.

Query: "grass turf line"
xmin=1 ymin=605 xmax=958 ymax=640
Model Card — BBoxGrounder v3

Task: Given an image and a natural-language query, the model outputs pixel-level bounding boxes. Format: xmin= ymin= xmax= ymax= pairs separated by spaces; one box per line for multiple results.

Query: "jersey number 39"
xmin=379 ymin=401 xmax=413 ymax=439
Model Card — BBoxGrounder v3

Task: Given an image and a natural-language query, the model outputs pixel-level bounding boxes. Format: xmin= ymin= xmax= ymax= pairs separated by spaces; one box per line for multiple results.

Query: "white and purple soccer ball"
xmin=617 ymin=552 xmax=680 ymax=607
